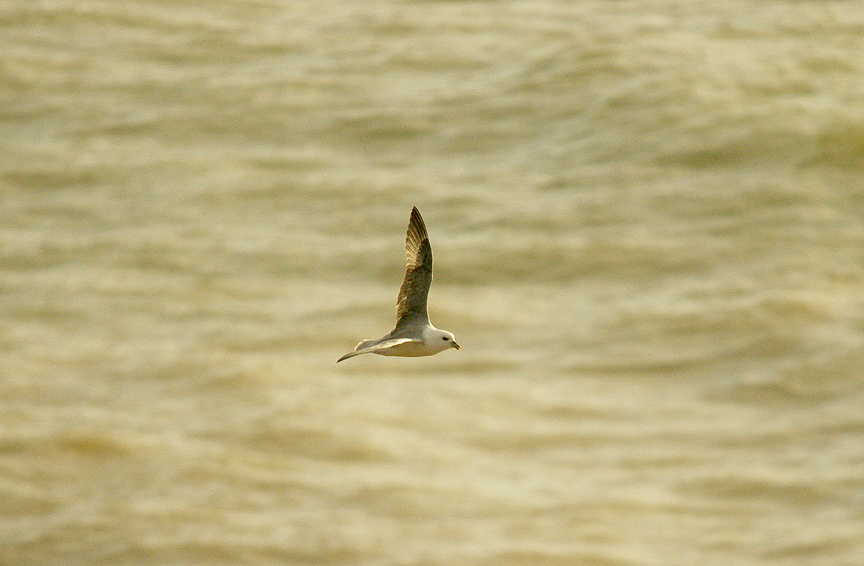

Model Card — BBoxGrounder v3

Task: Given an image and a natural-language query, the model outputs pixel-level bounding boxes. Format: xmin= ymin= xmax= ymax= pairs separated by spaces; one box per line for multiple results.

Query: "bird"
xmin=337 ymin=207 xmax=460 ymax=362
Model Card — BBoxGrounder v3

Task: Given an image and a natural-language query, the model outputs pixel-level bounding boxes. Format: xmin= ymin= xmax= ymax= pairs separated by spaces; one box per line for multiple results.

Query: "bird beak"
xmin=452 ymin=342 xmax=460 ymax=350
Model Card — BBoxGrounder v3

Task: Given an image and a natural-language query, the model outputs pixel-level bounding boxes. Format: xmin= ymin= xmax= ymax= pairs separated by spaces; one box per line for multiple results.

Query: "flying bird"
xmin=337 ymin=207 xmax=460 ymax=362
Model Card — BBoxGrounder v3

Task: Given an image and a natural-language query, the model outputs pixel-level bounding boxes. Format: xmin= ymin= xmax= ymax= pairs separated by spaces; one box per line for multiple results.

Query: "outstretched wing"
xmin=337 ymin=337 xmax=418 ymax=362
xmin=394 ymin=207 xmax=432 ymax=330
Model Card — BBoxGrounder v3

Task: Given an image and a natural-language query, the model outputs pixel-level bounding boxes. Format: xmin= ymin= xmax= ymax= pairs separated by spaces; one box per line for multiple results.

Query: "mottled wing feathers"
xmin=394 ymin=207 xmax=432 ymax=330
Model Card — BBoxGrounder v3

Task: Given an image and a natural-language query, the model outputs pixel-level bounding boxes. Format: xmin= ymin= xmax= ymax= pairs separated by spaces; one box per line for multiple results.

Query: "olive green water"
xmin=2 ymin=1 xmax=864 ymax=564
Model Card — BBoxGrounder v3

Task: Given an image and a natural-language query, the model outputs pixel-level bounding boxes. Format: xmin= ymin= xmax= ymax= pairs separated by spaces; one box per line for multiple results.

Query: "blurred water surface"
xmin=2 ymin=1 xmax=864 ymax=565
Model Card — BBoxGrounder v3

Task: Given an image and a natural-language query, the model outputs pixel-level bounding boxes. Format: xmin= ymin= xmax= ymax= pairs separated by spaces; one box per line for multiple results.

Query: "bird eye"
xmin=442 ymin=336 xmax=449 ymax=341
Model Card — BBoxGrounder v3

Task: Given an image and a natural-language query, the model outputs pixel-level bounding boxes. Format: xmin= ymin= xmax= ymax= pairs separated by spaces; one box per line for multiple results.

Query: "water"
xmin=2 ymin=1 xmax=864 ymax=564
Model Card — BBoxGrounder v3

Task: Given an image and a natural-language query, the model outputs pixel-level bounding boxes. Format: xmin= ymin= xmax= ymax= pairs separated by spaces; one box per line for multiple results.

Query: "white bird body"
xmin=338 ymin=208 xmax=460 ymax=363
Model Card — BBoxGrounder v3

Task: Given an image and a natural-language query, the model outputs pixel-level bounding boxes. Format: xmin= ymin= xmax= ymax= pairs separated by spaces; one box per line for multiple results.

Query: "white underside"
xmin=339 ymin=325 xmax=457 ymax=362
xmin=373 ymin=338 xmax=436 ymax=357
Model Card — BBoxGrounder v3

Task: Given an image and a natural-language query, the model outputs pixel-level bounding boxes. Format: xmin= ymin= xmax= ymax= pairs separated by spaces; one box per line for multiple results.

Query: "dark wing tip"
xmin=410 ymin=207 xmax=423 ymax=230
xmin=408 ymin=207 xmax=428 ymax=239
xmin=405 ymin=207 xmax=430 ymax=269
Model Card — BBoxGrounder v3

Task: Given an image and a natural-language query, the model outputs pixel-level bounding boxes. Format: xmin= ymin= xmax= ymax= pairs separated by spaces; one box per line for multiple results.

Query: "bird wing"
xmin=337 ymin=337 xmax=418 ymax=362
xmin=393 ymin=207 xmax=432 ymax=331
